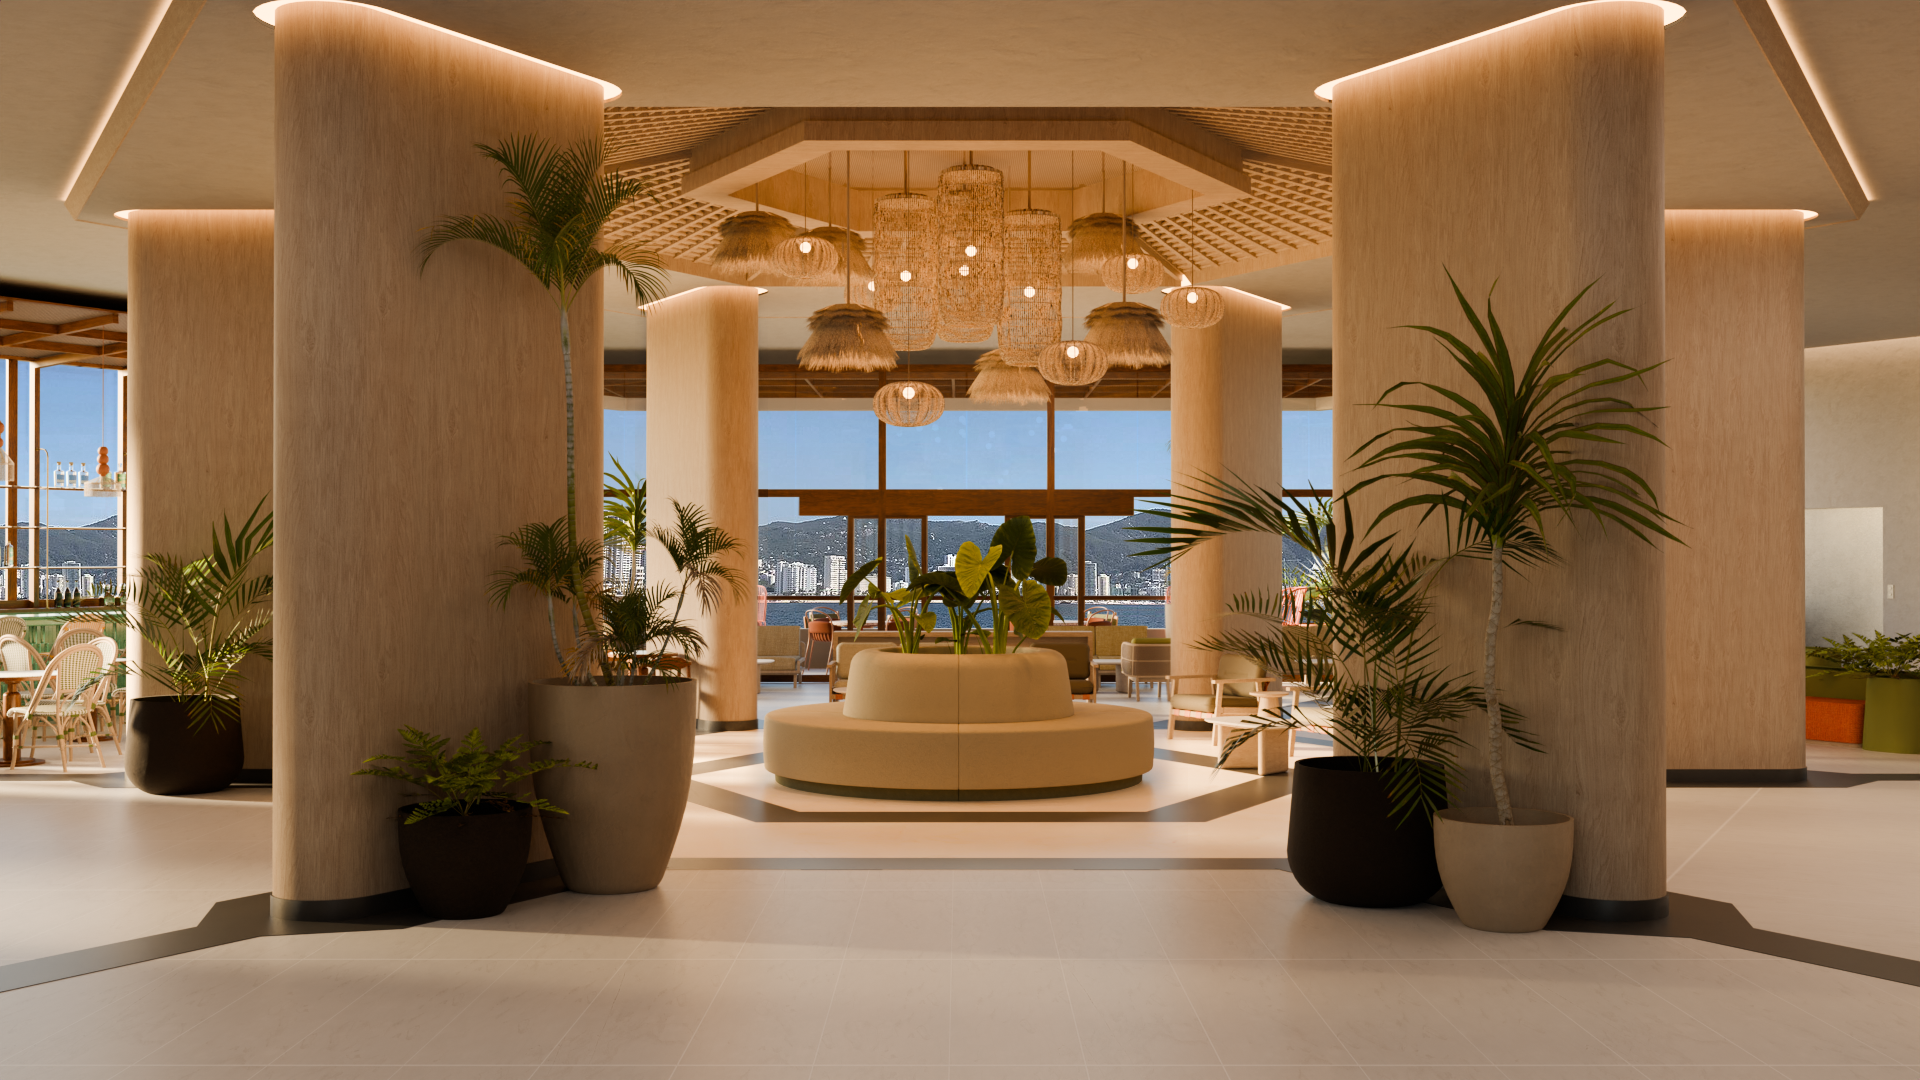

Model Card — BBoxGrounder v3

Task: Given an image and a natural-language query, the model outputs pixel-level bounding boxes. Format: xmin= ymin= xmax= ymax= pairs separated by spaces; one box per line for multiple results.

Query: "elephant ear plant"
xmin=1349 ymin=275 xmax=1678 ymax=826
xmin=420 ymin=135 xmax=667 ymax=682
xmin=843 ymin=516 xmax=1069 ymax=654
xmin=125 ymin=496 xmax=273 ymax=731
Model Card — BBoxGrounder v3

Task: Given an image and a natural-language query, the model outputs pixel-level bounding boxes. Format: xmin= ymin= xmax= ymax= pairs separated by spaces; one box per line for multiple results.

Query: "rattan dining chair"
xmin=0 ymin=633 xmax=41 ymax=673
xmin=6 ymin=642 xmax=111 ymax=771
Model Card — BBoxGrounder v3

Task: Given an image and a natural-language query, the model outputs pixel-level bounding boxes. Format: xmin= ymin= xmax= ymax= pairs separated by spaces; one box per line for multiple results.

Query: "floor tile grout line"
xmin=1705 ymin=952 xmax=1910 ymax=1067
xmin=1370 ymin=954 xmax=1499 ymax=1069
xmin=1667 ymin=786 xmax=1762 ymax=882
xmin=1040 ymin=885 xmax=1094 ymax=1072
xmin=1482 ymin=953 xmax=1638 ymax=1071
xmin=670 ymin=880 xmax=774 ymax=1070
xmin=397 ymin=940 xmax=523 ymax=1068
xmin=252 ymin=954 xmax=412 ymax=1070
xmin=533 ymin=950 xmax=626 ymax=1070
xmin=1593 ymin=953 xmax=1776 ymax=1067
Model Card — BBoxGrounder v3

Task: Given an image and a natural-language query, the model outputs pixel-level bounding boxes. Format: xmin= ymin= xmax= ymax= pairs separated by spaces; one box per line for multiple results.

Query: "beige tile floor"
xmin=2 ymin=683 xmax=1919 ymax=1077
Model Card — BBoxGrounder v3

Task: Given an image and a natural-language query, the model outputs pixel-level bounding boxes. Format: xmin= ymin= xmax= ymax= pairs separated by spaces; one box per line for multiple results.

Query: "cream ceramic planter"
xmin=529 ymin=677 xmax=697 ymax=894
xmin=1433 ymin=807 xmax=1575 ymax=933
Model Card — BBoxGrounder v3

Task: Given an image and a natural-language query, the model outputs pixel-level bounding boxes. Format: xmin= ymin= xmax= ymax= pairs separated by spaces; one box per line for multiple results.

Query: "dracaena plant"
xmin=420 ymin=136 xmax=667 ymax=680
xmin=1348 ymin=274 xmax=1678 ymax=826
xmin=1134 ymin=481 xmax=1519 ymax=823
xmin=125 ymin=496 xmax=273 ymax=732
xmin=354 ymin=725 xmax=594 ymax=824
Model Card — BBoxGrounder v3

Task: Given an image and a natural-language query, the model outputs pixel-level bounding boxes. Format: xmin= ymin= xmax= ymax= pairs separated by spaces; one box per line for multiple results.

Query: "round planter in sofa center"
xmin=1863 ymin=677 xmax=1920 ymax=754
xmin=1288 ymin=756 xmax=1443 ymax=908
xmin=125 ymin=696 xmax=244 ymax=795
xmin=530 ymin=677 xmax=698 ymax=894
xmin=396 ymin=802 xmax=532 ymax=920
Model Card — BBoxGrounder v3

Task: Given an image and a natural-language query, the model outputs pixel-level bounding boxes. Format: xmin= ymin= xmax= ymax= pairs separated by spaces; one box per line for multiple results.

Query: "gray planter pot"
xmin=529 ymin=677 xmax=697 ymax=894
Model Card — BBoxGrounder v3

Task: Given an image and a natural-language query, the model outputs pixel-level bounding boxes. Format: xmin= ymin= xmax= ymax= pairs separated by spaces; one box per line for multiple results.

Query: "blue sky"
xmin=17 ymin=361 xmax=123 ymax=528
xmin=607 ymin=406 xmax=1335 ymax=525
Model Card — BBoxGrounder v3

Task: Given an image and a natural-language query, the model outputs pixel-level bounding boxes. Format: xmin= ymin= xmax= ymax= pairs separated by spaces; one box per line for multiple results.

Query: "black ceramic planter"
xmin=1288 ymin=756 xmax=1443 ymax=908
xmin=124 ymin=696 xmax=244 ymax=796
xmin=396 ymin=803 xmax=531 ymax=920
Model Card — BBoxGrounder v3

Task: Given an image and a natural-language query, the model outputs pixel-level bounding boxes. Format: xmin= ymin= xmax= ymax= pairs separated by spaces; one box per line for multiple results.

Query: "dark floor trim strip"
xmin=1668 ymin=768 xmax=1808 ymax=785
xmin=668 ymin=857 xmax=1294 ymax=870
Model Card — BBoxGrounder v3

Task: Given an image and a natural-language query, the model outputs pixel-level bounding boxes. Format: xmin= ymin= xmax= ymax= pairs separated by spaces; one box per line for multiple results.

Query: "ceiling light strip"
xmin=1314 ymin=0 xmax=1686 ymax=101
xmin=252 ymin=0 xmax=623 ymax=101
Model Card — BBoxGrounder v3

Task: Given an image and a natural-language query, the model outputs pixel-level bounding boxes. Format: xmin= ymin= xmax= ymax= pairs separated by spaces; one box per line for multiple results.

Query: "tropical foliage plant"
xmin=1348 ymin=275 xmax=1677 ymax=825
xmin=125 ymin=496 xmax=273 ymax=732
xmin=841 ymin=516 xmax=1069 ymax=655
xmin=1135 ymin=482 xmax=1523 ymax=822
xmin=568 ymin=499 xmax=749 ymax=684
xmin=354 ymin=725 xmax=593 ymax=824
xmin=604 ymin=458 xmax=645 ymax=592
xmin=1808 ymin=632 xmax=1920 ymax=679
xmin=419 ymin=135 xmax=667 ymax=663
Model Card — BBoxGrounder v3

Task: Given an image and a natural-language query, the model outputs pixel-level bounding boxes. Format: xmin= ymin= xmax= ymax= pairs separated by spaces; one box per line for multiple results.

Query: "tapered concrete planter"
xmin=1863 ymin=677 xmax=1920 ymax=754
xmin=1433 ymin=807 xmax=1575 ymax=933
xmin=529 ymin=677 xmax=697 ymax=893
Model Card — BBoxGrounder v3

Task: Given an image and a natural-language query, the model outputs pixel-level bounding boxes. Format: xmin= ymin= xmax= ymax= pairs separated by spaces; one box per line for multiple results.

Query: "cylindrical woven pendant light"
xmin=1084 ymin=301 xmax=1170 ymax=369
xmin=799 ymin=304 xmax=897 ymax=371
xmin=875 ymin=378 xmax=944 ymax=427
xmin=1162 ymin=276 xmax=1226 ymax=328
xmin=934 ymin=161 xmax=1005 ymax=343
xmin=710 ymin=211 xmax=797 ymax=279
xmin=773 ymin=157 xmax=840 ymax=281
xmin=1002 ymin=155 xmax=1062 ymax=356
xmin=1037 ymin=339 xmax=1107 ymax=386
xmin=872 ymin=163 xmax=936 ymax=351
xmin=969 ymin=350 xmax=1051 ymax=405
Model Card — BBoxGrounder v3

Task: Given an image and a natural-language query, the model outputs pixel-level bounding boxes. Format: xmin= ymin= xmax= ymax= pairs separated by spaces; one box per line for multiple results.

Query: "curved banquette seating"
xmin=765 ymin=648 xmax=1153 ymax=800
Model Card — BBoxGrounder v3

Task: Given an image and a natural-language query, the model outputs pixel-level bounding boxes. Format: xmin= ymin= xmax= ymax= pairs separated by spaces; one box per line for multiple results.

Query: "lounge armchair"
xmin=1167 ymin=653 xmax=1282 ymax=736
xmin=756 ymin=624 xmax=805 ymax=688
xmin=1118 ymin=638 xmax=1171 ymax=699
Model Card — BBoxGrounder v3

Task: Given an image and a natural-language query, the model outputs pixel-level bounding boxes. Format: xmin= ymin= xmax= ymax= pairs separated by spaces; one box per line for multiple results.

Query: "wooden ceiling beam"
xmin=603 ymin=361 xmax=1332 ymax=401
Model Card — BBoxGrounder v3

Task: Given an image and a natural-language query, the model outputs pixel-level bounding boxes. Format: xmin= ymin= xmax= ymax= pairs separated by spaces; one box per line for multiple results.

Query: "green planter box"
xmin=1863 ymin=677 xmax=1920 ymax=754
xmin=1806 ymin=651 xmax=1866 ymax=700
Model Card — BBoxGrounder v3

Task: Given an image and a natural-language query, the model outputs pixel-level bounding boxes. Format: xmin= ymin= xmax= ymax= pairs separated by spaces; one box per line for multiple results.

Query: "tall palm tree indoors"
xmin=420 ymin=136 xmax=667 ymax=674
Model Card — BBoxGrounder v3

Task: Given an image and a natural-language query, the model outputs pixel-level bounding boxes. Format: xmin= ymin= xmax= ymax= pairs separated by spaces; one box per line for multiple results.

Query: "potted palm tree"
xmin=123 ymin=498 xmax=272 ymax=795
xmin=508 ymin=499 xmax=747 ymax=894
xmin=1137 ymin=487 xmax=1506 ymax=906
xmin=1350 ymin=275 xmax=1677 ymax=932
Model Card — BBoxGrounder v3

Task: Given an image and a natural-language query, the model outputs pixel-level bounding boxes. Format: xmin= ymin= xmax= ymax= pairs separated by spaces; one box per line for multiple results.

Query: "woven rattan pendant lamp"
xmin=800 ymin=153 xmax=896 ymax=372
xmin=1160 ymin=191 xmax=1225 ymax=329
xmin=872 ymin=151 xmax=936 ymax=351
xmin=1082 ymin=163 xmax=1171 ymax=369
xmin=710 ymin=184 xmax=797 ymax=280
xmin=934 ymin=155 xmax=1005 ymax=343
xmin=1001 ymin=151 xmax=1062 ymax=362
xmin=1037 ymin=152 xmax=1108 ymax=387
xmin=772 ymin=157 xmax=840 ymax=282
xmin=1098 ymin=162 xmax=1167 ymax=294
xmin=968 ymin=349 xmax=1050 ymax=405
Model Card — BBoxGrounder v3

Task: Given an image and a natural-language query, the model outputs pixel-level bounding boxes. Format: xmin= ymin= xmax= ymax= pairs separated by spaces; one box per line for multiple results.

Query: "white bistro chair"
xmin=6 ymin=642 xmax=112 ymax=771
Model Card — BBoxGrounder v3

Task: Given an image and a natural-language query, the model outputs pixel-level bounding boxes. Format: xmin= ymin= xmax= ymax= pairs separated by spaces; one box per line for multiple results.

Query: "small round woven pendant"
xmin=1036 ymin=340 xmax=1108 ymax=386
xmin=1098 ymin=251 xmax=1167 ymax=294
xmin=874 ymin=380 xmax=944 ymax=427
xmin=772 ymin=232 xmax=840 ymax=282
xmin=1161 ymin=281 xmax=1226 ymax=328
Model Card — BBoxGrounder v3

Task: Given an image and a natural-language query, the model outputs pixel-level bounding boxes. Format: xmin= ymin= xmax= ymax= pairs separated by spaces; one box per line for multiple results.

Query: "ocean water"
xmin=763 ymin=600 xmax=1167 ymax=630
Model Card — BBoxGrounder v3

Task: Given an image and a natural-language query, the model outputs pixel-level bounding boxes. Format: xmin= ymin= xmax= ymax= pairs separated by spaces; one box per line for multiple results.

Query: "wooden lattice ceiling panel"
xmin=1167 ymin=107 xmax=1334 ymax=167
xmin=600 ymin=107 xmax=1336 ymax=279
xmin=603 ymin=107 xmax=764 ymax=164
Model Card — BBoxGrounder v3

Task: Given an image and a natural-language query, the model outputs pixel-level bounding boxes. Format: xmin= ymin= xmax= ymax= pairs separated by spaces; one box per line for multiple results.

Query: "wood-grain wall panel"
xmin=644 ymin=287 xmax=761 ymax=727
xmin=126 ymin=209 xmax=275 ymax=768
xmin=1170 ymin=287 xmax=1285 ymax=678
xmin=272 ymin=2 xmax=602 ymax=902
xmin=1333 ymin=3 xmax=1669 ymax=903
xmin=1665 ymin=210 xmax=1805 ymax=771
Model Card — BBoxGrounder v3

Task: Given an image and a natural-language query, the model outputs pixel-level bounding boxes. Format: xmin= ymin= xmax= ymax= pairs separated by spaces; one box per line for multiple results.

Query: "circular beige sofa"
xmin=765 ymin=648 xmax=1154 ymax=800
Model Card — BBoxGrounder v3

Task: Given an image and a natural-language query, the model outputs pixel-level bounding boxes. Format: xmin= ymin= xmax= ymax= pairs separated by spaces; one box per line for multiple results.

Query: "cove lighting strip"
xmin=252 ymin=0 xmax=623 ymax=101
xmin=1314 ymin=0 xmax=1686 ymax=100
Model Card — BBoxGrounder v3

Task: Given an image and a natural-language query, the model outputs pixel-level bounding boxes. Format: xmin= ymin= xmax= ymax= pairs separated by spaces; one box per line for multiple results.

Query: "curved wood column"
xmin=643 ymin=287 xmax=761 ymax=730
xmin=1664 ymin=210 xmax=1806 ymax=775
xmin=271 ymin=2 xmax=602 ymax=907
xmin=1333 ymin=3 xmax=1668 ymax=911
xmin=127 ymin=210 xmax=275 ymax=768
xmin=1170 ymin=289 xmax=1287 ymax=685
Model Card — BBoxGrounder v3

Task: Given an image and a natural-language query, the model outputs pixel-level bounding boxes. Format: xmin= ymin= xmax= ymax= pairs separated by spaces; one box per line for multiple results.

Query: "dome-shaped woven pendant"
xmin=1066 ymin=213 xmax=1146 ymax=274
xmin=935 ymin=164 xmax=1006 ymax=343
xmin=1001 ymin=208 xmax=1062 ymax=355
xmin=968 ymin=350 xmax=1051 ymax=405
xmin=710 ymin=211 xmax=798 ymax=279
xmin=1161 ymin=280 xmax=1226 ymax=328
xmin=802 ymin=226 xmax=873 ymax=284
xmin=873 ymin=192 xmax=935 ymax=351
xmin=1084 ymin=301 xmax=1170 ymax=368
xmin=772 ymin=232 xmax=840 ymax=282
xmin=798 ymin=304 xmax=897 ymax=372
xmin=875 ymin=379 xmax=944 ymax=427
xmin=1098 ymin=251 xmax=1168 ymax=294
xmin=1037 ymin=340 xmax=1108 ymax=386
xmin=997 ymin=346 xmax=1040 ymax=369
